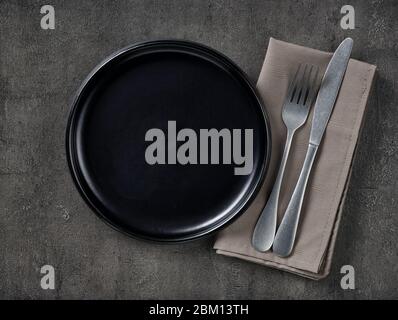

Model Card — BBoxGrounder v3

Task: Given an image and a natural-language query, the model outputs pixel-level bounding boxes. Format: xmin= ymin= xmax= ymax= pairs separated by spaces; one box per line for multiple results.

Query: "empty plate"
xmin=66 ymin=40 xmax=271 ymax=242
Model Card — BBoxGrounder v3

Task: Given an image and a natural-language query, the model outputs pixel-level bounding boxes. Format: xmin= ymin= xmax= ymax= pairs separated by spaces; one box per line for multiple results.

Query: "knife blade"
xmin=272 ymin=38 xmax=353 ymax=257
xmin=310 ymin=38 xmax=353 ymax=145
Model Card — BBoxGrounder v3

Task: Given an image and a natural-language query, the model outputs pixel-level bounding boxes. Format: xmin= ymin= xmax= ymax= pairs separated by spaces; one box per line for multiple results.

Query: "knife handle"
xmin=272 ymin=143 xmax=318 ymax=257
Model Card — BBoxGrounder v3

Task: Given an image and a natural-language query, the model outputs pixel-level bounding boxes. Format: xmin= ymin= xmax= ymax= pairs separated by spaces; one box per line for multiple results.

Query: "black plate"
xmin=66 ymin=40 xmax=271 ymax=242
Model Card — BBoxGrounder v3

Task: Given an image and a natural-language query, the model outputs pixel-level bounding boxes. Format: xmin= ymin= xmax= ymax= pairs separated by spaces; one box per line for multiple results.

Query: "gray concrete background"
xmin=0 ymin=0 xmax=397 ymax=299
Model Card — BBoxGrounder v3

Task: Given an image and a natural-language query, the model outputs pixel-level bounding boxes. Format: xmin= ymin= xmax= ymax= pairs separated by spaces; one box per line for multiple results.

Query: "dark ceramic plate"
xmin=66 ymin=40 xmax=271 ymax=242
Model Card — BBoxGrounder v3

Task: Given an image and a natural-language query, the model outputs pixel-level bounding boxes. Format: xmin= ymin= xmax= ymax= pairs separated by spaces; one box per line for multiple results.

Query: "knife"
xmin=272 ymin=38 xmax=353 ymax=257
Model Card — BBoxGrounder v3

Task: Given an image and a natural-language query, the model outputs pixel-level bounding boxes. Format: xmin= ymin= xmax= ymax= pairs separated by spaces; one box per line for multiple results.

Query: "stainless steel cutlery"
xmin=252 ymin=63 xmax=320 ymax=252
xmin=252 ymin=38 xmax=353 ymax=256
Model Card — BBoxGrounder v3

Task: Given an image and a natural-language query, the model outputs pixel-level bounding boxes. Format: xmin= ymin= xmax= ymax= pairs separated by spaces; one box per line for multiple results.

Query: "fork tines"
xmin=287 ymin=64 xmax=320 ymax=107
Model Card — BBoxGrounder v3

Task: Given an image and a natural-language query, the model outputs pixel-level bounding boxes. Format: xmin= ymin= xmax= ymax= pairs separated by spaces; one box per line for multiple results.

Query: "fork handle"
xmin=272 ymin=143 xmax=318 ymax=257
xmin=252 ymin=129 xmax=295 ymax=252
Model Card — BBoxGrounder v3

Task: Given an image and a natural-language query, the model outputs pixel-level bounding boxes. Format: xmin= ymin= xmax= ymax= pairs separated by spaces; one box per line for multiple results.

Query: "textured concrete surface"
xmin=0 ymin=0 xmax=397 ymax=299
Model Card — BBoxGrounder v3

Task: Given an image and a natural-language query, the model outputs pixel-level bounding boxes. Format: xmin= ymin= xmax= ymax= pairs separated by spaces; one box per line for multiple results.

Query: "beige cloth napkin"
xmin=213 ymin=38 xmax=376 ymax=280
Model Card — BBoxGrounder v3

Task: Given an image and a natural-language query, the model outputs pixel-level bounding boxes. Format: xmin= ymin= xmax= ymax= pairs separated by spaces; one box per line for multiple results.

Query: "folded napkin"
xmin=214 ymin=38 xmax=376 ymax=279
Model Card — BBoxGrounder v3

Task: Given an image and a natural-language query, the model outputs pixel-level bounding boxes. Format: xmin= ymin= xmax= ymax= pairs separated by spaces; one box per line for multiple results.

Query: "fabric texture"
xmin=213 ymin=38 xmax=376 ymax=279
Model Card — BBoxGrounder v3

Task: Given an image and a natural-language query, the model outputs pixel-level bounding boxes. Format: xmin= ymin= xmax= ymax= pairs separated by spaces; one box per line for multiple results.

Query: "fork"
xmin=252 ymin=63 xmax=320 ymax=252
